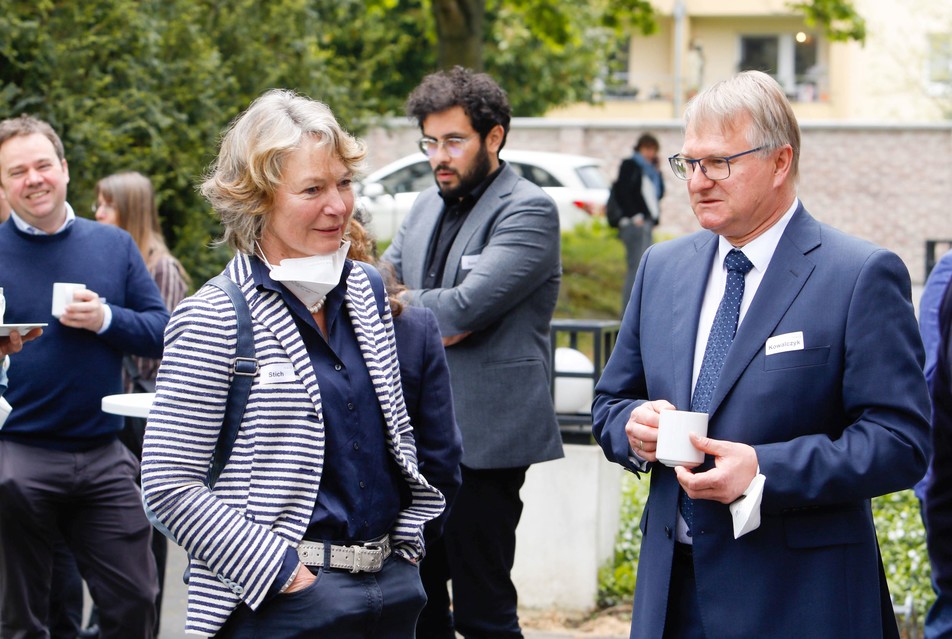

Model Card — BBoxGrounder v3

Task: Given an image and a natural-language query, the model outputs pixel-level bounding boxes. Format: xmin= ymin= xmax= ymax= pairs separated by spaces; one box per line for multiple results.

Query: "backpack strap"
xmin=206 ymin=274 xmax=258 ymax=489
xmin=142 ymin=274 xmax=257 ymax=548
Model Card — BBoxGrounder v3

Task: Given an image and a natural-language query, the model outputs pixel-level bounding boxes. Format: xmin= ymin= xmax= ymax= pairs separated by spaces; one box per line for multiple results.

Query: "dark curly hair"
xmin=406 ymin=66 xmax=511 ymax=151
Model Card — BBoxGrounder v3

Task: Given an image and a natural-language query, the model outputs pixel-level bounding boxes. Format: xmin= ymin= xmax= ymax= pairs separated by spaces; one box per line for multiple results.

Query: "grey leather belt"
xmin=297 ymin=535 xmax=391 ymax=573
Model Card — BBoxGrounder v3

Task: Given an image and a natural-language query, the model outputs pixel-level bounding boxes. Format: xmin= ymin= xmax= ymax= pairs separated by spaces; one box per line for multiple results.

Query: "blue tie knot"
xmin=725 ymin=249 xmax=753 ymax=276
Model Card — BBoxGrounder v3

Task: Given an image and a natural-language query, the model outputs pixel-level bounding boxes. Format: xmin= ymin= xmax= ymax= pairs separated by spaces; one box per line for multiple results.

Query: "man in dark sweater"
xmin=0 ymin=115 xmax=168 ymax=639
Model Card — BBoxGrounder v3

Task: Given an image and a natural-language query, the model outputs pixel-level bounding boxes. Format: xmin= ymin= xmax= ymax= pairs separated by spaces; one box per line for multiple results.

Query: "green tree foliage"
xmin=0 ymin=1 xmax=866 ymax=285
xmin=788 ymin=0 xmax=866 ymax=43
xmin=0 ymin=0 xmax=412 ymax=283
xmin=1 ymin=0 xmax=235 ymax=283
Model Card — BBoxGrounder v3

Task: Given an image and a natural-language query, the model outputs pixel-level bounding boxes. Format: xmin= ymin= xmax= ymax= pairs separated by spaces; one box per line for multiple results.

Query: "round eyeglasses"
xmin=668 ymin=146 xmax=765 ymax=181
xmin=418 ymin=135 xmax=477 ymax=158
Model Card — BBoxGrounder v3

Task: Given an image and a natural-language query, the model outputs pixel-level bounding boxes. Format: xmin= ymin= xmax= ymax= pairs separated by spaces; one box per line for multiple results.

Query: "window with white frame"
xmin=926 ymin=33 xmax=952 ymax=96
xmin=738 ymin=32 xmax=823 ymax=102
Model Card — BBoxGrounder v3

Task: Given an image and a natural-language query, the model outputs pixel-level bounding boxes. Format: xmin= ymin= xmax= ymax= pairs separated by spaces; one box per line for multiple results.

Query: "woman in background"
xmin=346 ymin=216 xmax=462 ymax=546
xmin=94 ymin=171 xmax=190 ymax=387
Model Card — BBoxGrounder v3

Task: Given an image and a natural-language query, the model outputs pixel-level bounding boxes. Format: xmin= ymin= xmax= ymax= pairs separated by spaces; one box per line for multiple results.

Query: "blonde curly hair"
xmin=201 ymin=89 xmax=367 ymax=254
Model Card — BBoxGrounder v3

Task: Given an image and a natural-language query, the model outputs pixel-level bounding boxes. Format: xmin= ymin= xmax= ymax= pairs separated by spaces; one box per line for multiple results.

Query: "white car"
xmin=358 ymin=149 xmax=610 ymax=241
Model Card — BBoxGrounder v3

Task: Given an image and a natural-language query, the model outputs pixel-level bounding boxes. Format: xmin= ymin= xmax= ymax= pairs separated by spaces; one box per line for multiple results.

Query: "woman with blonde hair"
xmin=141 ymin=89 xmax=444 ymax=638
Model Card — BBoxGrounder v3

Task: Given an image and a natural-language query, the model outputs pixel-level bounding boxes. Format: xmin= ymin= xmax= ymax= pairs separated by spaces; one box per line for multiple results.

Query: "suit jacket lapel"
xmin=673 ymin=234 xmax=719 ymax=409
xmin=707 ymin=206 xmax=820 ymax=416
xmin=403 ymin=190 xmax=444 ymax=289
xmin=441 ymin=164 xmax=518 ymax=288
xmin=344 ymin=265 xmax=396 ymax=422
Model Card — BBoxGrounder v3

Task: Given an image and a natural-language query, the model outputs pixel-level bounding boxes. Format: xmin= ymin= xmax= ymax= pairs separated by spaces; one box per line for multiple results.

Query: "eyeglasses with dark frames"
xmin=418 ymin=135 xmax=477 ymax=158
xmin=668 ymin=146 xmax=765 ymax=181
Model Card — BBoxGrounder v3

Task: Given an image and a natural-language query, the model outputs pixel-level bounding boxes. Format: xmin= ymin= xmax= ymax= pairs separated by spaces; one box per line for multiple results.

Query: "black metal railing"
xmin=926 ymin=239 xmax=952 ymax=280
xmin=549 ymin=319 xmax=621 ymax=444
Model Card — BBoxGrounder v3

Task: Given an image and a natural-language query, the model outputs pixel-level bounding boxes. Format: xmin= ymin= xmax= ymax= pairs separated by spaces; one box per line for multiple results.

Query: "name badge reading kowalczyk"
xmin=765 ymin=331 xmax=804 ymax=356
xmin=259 ymin=362 xmax=297 ymax=384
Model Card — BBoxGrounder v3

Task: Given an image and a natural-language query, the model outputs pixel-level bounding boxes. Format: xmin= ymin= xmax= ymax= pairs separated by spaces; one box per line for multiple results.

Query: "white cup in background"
xmin=51 ymin=283 xmax=86 ymax=318
xmin=656 ymin=409 xmax=709 ymax=468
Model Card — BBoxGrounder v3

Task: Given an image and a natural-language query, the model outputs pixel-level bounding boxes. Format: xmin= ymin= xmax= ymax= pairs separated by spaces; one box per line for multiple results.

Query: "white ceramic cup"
xmin=656 ymin=409 xmax=709 ymax=468
xmin=51 ymin=283 xmax=86 ymax=318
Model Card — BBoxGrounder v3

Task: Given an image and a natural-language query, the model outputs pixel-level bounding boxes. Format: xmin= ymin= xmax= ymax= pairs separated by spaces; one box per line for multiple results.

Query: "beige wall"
xmin=845 ymin=0 xmax=951 ymax=121
xmin=364 ymin=118 xmax=952 ymax=285
xmin=548 ymin=0 xmax=952 ymax=123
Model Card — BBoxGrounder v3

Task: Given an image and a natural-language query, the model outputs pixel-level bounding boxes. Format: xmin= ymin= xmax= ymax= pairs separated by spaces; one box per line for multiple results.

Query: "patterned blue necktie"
xmin=680 ymin=248 xmax=754 ymax=536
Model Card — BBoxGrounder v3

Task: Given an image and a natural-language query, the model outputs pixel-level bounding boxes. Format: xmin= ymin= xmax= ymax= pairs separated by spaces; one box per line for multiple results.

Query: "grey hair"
xmin=200 ymin=89 xmax=367 ymax=254
xmin=683 ymin=70 xmax=800 ymax=178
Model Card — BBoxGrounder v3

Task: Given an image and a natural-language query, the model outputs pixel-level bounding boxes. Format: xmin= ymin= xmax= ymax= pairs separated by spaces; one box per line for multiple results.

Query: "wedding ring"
xmin=638 ymin=439 xmax=644 ymax=450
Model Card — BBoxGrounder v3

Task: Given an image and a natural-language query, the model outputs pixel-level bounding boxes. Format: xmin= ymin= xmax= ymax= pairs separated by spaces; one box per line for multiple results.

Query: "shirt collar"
xmin=9 ymin=203 xmax=76 ymax=235
xmin=717 ymin=198 xmax=799 ymax=274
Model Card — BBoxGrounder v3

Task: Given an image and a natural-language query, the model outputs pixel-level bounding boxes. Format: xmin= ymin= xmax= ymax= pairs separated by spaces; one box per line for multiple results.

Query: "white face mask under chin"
xmin=261 ymin=241 xmax=351 ymax=313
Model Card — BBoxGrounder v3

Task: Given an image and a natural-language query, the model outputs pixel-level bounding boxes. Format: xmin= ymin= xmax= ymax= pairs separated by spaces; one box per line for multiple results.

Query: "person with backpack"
xmin=607 ymin=133 xmax=664 ymax=314
xmin=140 ymin=89 xmax=444 ymax=638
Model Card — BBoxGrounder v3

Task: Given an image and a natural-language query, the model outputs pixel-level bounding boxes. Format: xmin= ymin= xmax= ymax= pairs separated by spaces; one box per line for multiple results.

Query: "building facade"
xmin=548 ymin=0 xmax=952 ymax=123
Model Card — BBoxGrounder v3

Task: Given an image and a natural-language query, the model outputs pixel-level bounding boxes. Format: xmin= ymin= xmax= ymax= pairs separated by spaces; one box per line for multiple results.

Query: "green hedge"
xmin=598 ymin=474 xmax=934 ymax=627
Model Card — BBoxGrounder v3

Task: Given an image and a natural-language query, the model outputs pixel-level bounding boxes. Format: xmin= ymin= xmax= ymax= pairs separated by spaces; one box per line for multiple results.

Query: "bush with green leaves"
xmin=556 ymin=218 xmax=626 ymax=320
xmin=598 ymin=473 xmax=935 ymax=627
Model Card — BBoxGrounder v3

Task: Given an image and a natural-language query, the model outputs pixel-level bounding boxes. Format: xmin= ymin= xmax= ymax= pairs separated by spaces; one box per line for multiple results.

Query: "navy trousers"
xmin=662 ymin=544 xmax=707 ymax=639
xmin=216 ymin=555 xmax=425 ymax=639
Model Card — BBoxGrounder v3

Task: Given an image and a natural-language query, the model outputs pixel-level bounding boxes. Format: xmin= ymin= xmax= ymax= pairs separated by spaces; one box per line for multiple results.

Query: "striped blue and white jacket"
xmin=141 ymin=254 xmax=444 ymax=636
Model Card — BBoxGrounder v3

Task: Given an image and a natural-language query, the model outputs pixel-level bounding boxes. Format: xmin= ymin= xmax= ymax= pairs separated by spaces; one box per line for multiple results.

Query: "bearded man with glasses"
xmin=592 ymin=70 xmax=930 ymax=639
xmin=382 ymin=66 xmax=563 ymax=639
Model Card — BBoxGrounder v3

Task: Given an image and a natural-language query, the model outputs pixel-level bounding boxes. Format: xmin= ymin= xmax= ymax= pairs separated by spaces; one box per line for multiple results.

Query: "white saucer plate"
xmin=0 ymin=323 xmax=48 ymax=337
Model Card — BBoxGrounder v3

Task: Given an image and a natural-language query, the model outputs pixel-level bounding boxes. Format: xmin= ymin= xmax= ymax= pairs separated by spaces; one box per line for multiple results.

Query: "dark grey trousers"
xmin=620 ymin=219 xmax=655 ymax=314
xmin=0 ymin=439 xmax=158 ymax=639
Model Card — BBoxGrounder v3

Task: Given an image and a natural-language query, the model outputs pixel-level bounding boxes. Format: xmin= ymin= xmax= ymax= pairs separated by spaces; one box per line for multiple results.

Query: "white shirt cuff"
xmin=96 ymin=304 xmax=113 ymax=334
xmin=627 ymin=448 xmax=650 ymax=472
xmin=729 ymin=472 xmax=766 ymax=539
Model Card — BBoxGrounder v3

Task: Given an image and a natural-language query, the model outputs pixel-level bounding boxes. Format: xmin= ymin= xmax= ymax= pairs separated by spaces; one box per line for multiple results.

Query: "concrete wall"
xmin=511 ymin=444 xmax=626 ymax=611
xmin=364 ymin=118 xmax=952 ymax=284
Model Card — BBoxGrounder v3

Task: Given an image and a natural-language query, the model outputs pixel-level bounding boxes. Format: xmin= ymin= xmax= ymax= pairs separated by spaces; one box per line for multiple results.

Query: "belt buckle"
xmin=351 ymin=540 xmax=382 ymax=573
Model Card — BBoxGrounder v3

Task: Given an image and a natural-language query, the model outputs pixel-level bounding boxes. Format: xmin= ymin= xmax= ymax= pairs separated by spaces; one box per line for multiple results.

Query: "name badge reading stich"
xmin=260 ymin=362 xmax=297 ymax=384
xmin=765 ymin=331 xmax=804 ymax=356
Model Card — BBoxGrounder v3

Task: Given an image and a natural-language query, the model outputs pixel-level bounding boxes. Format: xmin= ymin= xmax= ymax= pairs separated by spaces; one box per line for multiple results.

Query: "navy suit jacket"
xmin=393 ymin=305 xmax=463 ymax=542
xmin=593 ymin=205 xmax=930 ymax=639
xmin=926 ymin=278 xmax=952 ymax=594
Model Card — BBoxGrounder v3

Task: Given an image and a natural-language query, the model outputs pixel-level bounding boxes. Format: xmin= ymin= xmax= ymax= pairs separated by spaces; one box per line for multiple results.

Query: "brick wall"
xmin=363 ymin=119 xmax=952 ymax=284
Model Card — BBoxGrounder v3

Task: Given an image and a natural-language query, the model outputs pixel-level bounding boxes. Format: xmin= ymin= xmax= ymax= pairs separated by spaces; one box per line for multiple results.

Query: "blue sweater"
xmin=0 ymin=217 xmax=169 ymax=450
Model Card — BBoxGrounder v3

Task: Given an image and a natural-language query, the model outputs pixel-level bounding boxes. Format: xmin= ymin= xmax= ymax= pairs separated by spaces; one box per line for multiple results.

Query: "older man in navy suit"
xmin=592 ymin=71 xmax=930 ymax=639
